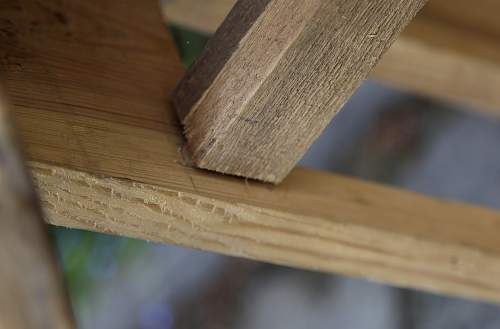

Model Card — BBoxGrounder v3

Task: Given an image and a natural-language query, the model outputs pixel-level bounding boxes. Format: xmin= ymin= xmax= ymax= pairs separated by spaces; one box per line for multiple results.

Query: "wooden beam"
xmin=0 ymin=93 xmax=74 ymax=329
xmin=172 ymin=0 xmax=427 ymax=183
xmin=163 ymin=0 xmax=500 ymax=117
xmin=4 ymin=0 xmax=500 ymax=304
xmin=30 ymin=158 xmax=500 ymax=305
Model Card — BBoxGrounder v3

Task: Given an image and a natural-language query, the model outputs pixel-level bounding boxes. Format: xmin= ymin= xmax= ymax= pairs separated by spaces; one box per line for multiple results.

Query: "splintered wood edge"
xmin=31 ymin=161 xmax=500 ymax=304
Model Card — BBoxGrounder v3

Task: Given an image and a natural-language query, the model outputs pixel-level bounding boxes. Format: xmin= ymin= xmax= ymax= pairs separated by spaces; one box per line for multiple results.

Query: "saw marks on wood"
xmin=172 ymin=0 xmax=428 ymax=183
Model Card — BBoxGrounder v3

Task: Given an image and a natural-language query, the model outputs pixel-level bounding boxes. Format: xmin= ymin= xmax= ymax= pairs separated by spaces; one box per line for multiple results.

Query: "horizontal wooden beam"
xmin=172 ymin=0 xmax=427 ymax=183
xmin=4 ymin=0 xmax=500 ymax=304
xmin=163 ymin=0 xmax=500 ymax=117
xmin=30 ymin=158 xmax=500 ymax=304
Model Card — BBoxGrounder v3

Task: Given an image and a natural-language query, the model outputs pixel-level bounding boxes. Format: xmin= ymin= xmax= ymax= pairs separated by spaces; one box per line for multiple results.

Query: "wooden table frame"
xmin=2 ymin=0 xmax=500 ymax=318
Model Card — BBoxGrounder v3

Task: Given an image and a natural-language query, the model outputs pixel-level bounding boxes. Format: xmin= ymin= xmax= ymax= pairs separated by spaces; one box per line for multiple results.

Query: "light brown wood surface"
xmin=163 ymin=0 xmax=500 ymax=117
xmin=162 ymin=0 xmax=236 ymax=34
xmin=4 ymin=0 xmax=500 ymax=305
xmin=0 ymin=94 xmax=73 ymax=329
xmin=173 ymin=0 xmax=428 ymax=183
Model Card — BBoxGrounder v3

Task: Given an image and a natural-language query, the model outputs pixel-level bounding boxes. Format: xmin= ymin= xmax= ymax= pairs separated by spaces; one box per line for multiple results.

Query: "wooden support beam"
xmin=4 ymin=0 xmax=500 ymax=305
xmin=162 ymin=0 xmax=236 ymax=33
xmin=172 ymin=0 xmax=427 ymax=183
xmin=373 ymin=0 xmax=500 ymax=116
xmin=0 ymin=93 xmax=74 ymax=329
xmin=164 ymin=0 xmax=500 ymax=117
xmin=30 ymin=159 xmax=500 ymax=305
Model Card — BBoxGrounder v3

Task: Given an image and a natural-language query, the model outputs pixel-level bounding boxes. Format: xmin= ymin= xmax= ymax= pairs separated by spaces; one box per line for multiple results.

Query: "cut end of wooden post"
xmin=173 ymin=0 xmax=428 ymax=184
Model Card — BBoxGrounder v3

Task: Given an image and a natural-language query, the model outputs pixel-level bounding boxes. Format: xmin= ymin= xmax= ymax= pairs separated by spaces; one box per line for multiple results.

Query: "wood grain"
xmin=163 ymin=0 xmax=500 ymax=117
xmin=373 ymin=0 xmax=500 ymax=116
xmin=0 ymin=94 xmax=73 ymax=329
xmin=4 ymin=0 xmax=500 ymax=304
xmin=32 ymin=160 xmax=500 ymax=304
xmin=173 ymin=0 xmax=428 ymax=183
xmin=0 ymin=0 xmax=184 ymax=130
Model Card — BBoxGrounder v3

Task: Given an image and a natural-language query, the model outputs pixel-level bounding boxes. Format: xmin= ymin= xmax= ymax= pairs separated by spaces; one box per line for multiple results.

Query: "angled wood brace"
xmin=173 ymin=0 xmax=428 ymax=183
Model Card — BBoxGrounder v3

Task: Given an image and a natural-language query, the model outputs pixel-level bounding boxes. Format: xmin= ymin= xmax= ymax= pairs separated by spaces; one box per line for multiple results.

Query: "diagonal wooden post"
xmin=173 ymin=0 xmax=428 ymax=183
xmin=0 ymin=90 xmax=74 ymax=329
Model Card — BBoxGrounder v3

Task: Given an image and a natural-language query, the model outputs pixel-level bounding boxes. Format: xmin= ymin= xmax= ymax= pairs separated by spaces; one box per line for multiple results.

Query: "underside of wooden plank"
xmin=0 ymin=94 xmax=73 ymax=329
xmin=164 ymin=0 xmax=500 ymax=117
xmin=3 ymin=0 xmax=500 ymax=305
xmin=32 ymin=160 xmax=500 ymax=304
xmin=173 ymin=0 xmax=428 ymax=183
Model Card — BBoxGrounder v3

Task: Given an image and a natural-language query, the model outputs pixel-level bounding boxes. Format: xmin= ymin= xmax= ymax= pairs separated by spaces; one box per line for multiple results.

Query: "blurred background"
xmin=48 ymin=15 xmax=500 ymax=329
